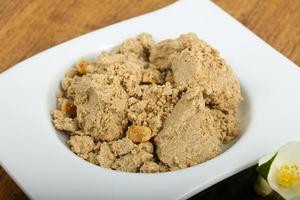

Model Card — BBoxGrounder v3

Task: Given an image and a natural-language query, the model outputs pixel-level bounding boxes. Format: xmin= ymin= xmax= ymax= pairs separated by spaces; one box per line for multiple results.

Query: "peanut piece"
xmin=76 ymin=60 xmax=88 ymax=75
xmin=61 ymin=99 xmax=77 ymax=118
xmin=127 ymin=125 xmax=152 ymax=143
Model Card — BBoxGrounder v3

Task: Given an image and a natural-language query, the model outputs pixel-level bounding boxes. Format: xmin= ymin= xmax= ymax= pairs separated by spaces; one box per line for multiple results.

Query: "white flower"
xmin=258 ymin=142 xmax=300 ymax=200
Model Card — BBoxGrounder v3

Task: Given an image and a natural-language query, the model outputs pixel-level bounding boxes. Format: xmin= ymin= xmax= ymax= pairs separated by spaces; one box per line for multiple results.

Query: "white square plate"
xmin=0 ymin=0 xmax=299 ymax=199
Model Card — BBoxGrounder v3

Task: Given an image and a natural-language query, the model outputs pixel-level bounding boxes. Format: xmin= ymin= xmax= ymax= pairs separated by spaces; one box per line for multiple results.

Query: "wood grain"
xmin=0 ymin=0 xmax=299 ymax=199
xmin=214 ymin=0 xmax=300 ymax=65
xmin=0 ymin=0 xmax=176 ymax=73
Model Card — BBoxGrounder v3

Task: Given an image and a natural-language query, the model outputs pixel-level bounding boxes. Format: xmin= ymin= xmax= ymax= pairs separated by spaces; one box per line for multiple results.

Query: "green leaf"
xmin=256 ymin=153 xmax=278 ymax=180
xmin=254 ymin=176 xmax=273 ymax=197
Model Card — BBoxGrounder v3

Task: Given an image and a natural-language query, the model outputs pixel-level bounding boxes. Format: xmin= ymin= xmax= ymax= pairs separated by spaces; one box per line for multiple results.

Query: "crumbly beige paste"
xmin=52 ymin=33 xmax=242 ymax=173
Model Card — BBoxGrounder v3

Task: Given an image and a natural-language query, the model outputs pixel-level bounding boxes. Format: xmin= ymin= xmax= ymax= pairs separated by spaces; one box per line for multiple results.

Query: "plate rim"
xmin=1 ymin=0 xmax=300 ymax=199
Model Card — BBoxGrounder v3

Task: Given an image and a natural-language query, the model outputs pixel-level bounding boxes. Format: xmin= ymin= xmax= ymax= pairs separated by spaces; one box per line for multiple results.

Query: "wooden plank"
xmin=0 ymin=0 xmax=299 ymax=199
xmin=0 ymin=0 xmax=176 ymax=72
xmin=0 ymin=168 xmax=29 ymax=200
xmin=0 ymin=167 xmax=4 ymax=178
xmin=214 ymin=0 xmax=300 ymax=65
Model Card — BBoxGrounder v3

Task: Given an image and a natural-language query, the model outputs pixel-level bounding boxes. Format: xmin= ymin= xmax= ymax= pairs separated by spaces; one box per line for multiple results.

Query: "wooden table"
xmin=0 ymin=0 xmax=299 ymax=199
